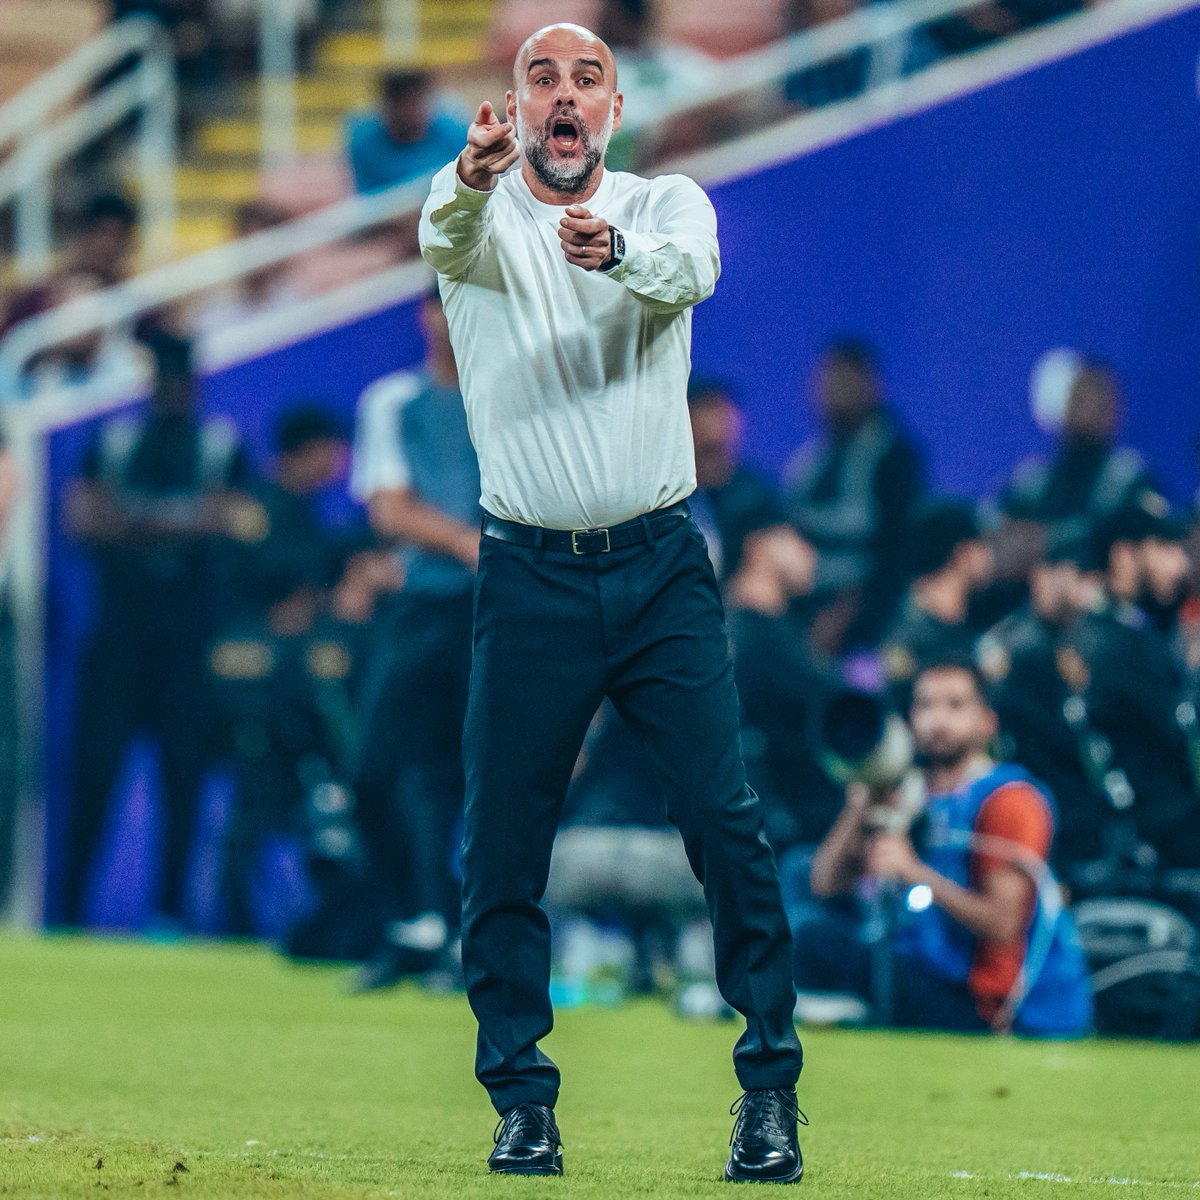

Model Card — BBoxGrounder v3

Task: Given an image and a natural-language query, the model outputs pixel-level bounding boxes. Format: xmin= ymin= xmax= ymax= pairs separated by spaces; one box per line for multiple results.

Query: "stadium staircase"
xmin=166 ymin=0 xmax=496 ymax=258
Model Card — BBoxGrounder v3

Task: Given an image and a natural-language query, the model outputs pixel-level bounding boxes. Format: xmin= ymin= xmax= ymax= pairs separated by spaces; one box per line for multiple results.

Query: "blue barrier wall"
xmin=694 ymin=5 xmax=1200 ymax=496
xmin=44 ymin=4 xmax=1200 ymax=925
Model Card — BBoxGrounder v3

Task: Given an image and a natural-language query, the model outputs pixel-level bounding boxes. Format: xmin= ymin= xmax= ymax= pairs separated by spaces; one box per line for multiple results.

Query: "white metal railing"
xmin=0 ymin=16 xmax=178 ymax=279
xmin=0 ymin=174 xmax=431 ymax=392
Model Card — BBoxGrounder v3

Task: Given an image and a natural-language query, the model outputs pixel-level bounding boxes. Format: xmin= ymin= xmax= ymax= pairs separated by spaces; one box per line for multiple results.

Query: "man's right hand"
xmin=457 ymin=101 xmax=519 ymax=192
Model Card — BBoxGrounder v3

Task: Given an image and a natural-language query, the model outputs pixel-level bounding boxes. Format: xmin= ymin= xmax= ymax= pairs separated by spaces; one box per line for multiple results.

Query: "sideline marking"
xmin=948 ymin=1171 xmax=1200 ymax=1189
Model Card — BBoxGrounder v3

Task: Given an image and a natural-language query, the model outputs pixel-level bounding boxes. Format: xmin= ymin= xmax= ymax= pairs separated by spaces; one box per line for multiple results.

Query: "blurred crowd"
xmin=0 ymin=0 xmax=1186 ymax=1036
xmin=12 ymin=286 xmax=1195 ymax=1037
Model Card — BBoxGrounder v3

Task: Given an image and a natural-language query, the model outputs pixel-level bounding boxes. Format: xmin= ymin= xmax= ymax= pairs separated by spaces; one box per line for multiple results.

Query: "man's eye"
xmin=579 ymin=76 xmax=596 ymax=86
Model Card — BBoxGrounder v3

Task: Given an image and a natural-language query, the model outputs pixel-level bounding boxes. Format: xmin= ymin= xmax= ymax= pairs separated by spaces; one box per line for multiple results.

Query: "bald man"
xmin=419 ymin=24 xmax=805 ymax=1182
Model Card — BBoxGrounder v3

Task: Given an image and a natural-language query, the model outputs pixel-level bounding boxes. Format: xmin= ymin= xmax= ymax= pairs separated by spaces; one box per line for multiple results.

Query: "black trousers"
xmin=461 ymin=509 xmax=804 ymax=1113
xmin=354 ymin=589 xmax=473 ymax=928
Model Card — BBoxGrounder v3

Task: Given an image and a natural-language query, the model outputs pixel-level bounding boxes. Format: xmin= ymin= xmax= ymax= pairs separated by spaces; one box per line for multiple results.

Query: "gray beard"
xmin=517 ymin=100 xmax=613 ymax=195
xmin=523 ymin=137 xmax=604 ymax=194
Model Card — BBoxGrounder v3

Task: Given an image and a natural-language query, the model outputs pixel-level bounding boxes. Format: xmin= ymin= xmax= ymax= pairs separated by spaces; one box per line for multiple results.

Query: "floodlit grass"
xmin=1 ymin=933 xmax=1197 ymax=1198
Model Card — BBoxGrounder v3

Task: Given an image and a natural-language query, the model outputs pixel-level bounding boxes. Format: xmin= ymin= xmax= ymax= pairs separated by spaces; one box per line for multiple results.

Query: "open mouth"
xmin=550 ymin=115 xmax=580 ymax=151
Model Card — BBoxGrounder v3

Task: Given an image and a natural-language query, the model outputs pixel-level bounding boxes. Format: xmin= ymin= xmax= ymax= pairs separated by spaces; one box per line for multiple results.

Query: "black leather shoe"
xmin=725 ymin=1088 xmax=806 ymax=1184
xmin=488 ymin=1103 xmax=563 ymax=1175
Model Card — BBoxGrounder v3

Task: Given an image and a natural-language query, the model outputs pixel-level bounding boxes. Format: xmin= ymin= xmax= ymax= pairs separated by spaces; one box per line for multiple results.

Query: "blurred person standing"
xmin=785 ymin=337 xmax=924 ymax=647
xmin=1062 ymin=496 xmax=1200 ymax=869
xmin=882 ymin=500 xmax=993 ymax=709
xmin=61 ymin=333 xmax=252 ymax=930
xmin=977 ymin=529 xmax=1110 ymax=876
xmin=420 ymin=22 xmax=804 ymax=1181
xmin=346 ymin=70 xmax=469 ymax=196
xmin=213 ymin=405 xmax=352 ymax=936
xmin=797 ymin=658 xmax=1092 ymax=1036
xmin=348 ymin=288 xmax=481 ymax=992
xmin=726 ymin=525 xmax=844 ymax=915
xmin=687 ymin=377 xmax=784 ymax=580
xmin=1003 ymin=360 xmax=1153 ymax=544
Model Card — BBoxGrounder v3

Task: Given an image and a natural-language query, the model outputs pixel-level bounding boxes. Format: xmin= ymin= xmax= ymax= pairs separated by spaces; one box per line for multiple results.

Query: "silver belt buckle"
xmin=571 ymin=527 xmax=611 ymax=555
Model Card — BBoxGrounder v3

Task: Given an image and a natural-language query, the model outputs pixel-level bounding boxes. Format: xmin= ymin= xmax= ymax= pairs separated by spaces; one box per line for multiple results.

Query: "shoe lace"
xmin=493 ymin=1103 xmax=561 ymax=1149
xmin=729 ymin=1090 xmax=809 ymax=1146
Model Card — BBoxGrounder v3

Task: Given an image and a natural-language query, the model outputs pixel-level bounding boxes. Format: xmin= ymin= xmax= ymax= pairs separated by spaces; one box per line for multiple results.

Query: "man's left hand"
xmin=866 ymin=832 xmax=923 ymax=885
xmin=559 ymin=206 xmax=612 ymax=271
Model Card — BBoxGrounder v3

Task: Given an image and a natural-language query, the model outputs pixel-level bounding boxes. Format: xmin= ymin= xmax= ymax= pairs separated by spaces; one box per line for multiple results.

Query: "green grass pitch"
xmin=1 ymin=933 xmax=1197 ymax=1198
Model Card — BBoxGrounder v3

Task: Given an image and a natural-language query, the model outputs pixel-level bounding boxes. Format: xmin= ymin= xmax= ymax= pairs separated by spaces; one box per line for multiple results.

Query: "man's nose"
xmin=553 ymin=84 xmax=577 ymax=106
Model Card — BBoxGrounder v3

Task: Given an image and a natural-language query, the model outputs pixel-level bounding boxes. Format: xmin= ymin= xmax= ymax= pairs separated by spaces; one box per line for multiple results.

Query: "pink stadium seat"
xmin=658 ymin=0 xmax=786 ymax=57
xmin=260 ymin=156 xmax=354 ymax=219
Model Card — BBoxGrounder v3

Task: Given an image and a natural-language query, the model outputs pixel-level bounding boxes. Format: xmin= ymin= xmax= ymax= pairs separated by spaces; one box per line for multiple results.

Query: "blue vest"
xmin=399 ymin=376 xmax=482 ymax=596
xmin=897 ymin=764 xmax=1093 ymax=1037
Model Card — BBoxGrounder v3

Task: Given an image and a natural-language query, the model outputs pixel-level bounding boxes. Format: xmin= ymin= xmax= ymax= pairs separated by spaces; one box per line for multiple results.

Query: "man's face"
xmin=815 ymin=357 xmax=875 ymax=432
xmin=508 ymin=25 xmax=622 ymax=196
xmin=1063 ymin=370 xmax=1118 ymax=443
xmin=690 ymin=396 xmax=739 ymax=488
xmin=1141 ymin=537 xmax=1191 ymax=609
xmin=288 ymin=438 xmax=348 ymax=493
xmin=383 ymin=89 xmax=430 ymax=143
xmin=910 ymin=668 xmax=996 ymax=769
xmin=1030 ymin=560 xmax=1081 ymax=624
xmin=77 ymin=217 xmax=133 ymax=280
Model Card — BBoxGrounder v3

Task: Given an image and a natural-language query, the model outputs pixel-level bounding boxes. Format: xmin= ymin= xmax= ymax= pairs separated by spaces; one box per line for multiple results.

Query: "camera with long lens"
xmin=816 ymin=690 xmax=926 ymax=831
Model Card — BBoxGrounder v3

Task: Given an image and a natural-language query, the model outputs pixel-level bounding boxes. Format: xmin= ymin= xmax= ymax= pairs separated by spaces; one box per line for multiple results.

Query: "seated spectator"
xmin=2 ymin=193 xmax=137 ymax=337
xmin=687 ymin=377 xmax=784 ymax=580
xmin=1002 ymin=359 xmax=1153 ymax=547
xmin=795 ymin=657 xmax=1093 ymax=1036
xmin=193 ymin=202 xmax=301 ymax=337
xmin=785 ymin=337 xmax=924 ymax=647
xmin=345 ymin=70 xmax=468 ymax=195
xmin=882 ymin=499 xmax=993 ymax=709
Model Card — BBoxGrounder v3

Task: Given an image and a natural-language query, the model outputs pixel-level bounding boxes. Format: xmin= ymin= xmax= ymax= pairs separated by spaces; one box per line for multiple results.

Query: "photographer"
xmin=797 ymin=658 xmax=1091 ymax=1035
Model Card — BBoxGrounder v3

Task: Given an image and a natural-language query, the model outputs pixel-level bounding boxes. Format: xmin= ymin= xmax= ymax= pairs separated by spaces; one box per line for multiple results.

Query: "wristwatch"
xmin=600 ymin=226 xmax=625 ymax=272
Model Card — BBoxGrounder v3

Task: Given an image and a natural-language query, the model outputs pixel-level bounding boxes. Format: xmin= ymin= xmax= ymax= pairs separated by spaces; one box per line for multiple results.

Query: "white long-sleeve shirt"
xmin=418 ymin=161 xmax=720 ymax=530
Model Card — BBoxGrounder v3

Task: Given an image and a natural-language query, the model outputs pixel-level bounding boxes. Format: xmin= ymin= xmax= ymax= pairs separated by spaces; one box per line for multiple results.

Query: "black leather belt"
xmin=482 ymin=500 xmax=690 ymax=556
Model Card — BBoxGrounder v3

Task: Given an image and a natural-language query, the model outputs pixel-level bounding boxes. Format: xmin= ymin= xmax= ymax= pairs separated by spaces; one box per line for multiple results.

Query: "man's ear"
xmin=611 ymin=91 xmax=623 ymax=134
xmin=506 ymin=91 xmax=517 ymax=127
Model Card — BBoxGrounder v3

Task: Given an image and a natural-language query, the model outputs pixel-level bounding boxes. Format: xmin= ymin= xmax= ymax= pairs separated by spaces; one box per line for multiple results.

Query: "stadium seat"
xmin=658 ymin=0 xmax=786 ymax=57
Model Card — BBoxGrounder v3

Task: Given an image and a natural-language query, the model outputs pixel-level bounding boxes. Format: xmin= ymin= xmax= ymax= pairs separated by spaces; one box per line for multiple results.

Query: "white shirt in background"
xmin=418 ymin=161 xmax=720 ymax=530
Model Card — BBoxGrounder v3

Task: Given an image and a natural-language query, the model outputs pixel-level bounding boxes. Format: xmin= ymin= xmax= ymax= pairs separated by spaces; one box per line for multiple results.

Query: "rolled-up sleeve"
xmin=419 ymin=160 xmax=495 ymax=279
xmin=603 ymin=175 xmax=720 ymax=315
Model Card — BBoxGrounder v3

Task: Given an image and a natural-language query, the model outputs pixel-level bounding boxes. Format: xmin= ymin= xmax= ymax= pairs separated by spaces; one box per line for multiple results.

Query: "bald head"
xmin=506 ymin=21 xmax=623 ymax=201
xmin=514 ymin=23 xmax=617 ymax=90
